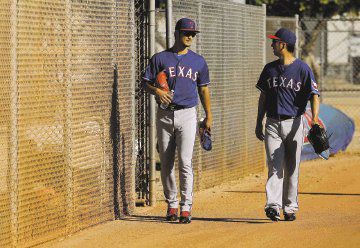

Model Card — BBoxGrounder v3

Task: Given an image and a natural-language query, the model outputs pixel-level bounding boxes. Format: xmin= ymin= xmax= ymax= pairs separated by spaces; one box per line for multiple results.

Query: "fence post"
xmin=166 ymin=0 xmax=173 ymax=49
xmin=130 ymin=0 xmax=137 ymax=214
xmin=149 ymin=0 xmax=156 ymax=207
xmin=65 ymin=0 xmax=74 ymax=234
xmin=262 ymin=4 xmax=266 ymax=66
xmin=295 ymin=14 xmax=299 ymax=58
xmin=320 ymin=20 xmax=325 ymax=99
xmin=10 ymin=0 xmax=19 ymax=246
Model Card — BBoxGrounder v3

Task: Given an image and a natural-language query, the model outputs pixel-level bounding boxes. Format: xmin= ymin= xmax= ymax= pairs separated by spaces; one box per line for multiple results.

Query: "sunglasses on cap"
xmin=181 ymin=31 xmax=197 ymax=37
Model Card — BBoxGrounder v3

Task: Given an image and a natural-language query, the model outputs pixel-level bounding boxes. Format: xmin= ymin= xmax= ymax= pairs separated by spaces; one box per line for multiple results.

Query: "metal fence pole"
xmin=10 ymin=0 xmax=19 ymax=246
xmin=262 ymin=4 xmax=267 ymax=167
xmin=295 ymin=14 xmax=299 ymax=58
xmin=65 ymin=0 xmax=74 ymax=233
xmin=262 ymin=4 xmax=266 ymax=66
xmin=130 ymin=0 xmax=137 ymax=213
xmin=320 ymin=22 xmax=325 ymax=100
xmin=166 ymin=0 xmax=173 ymax=49
xmin=148 ymin=0 xmax=156 ymax=206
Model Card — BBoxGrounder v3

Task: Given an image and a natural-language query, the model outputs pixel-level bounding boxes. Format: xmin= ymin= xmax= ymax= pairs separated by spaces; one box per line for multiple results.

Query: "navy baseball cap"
xmin=268 ymin=28 xmax=296 ymax=46
xmin=175 ymin=18 xmax=200 ymax=33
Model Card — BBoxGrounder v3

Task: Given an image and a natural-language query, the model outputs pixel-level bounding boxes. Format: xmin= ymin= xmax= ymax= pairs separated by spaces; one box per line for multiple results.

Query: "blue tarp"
xmin=301 ymin=104 xmax=355 ymax=161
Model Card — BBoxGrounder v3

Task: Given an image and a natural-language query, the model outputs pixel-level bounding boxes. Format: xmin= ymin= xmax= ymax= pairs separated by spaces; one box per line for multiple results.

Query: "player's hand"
xmin=311 ymin=118 xmax=319 ymax=126
xmin=255 ymin=123 xmax=264 ymax=141
xmin=204 ymin=114 xmax=212 ymax=132
xmin=156 ymin=89 xmax=173 ymax=104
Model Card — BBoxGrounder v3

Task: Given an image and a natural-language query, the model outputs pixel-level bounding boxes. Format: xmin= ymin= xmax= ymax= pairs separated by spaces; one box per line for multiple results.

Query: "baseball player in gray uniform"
xmin=142 ymin=18 xmax=212 ymax=224
xmin=255 ymin=28 xmax=320 ymax=221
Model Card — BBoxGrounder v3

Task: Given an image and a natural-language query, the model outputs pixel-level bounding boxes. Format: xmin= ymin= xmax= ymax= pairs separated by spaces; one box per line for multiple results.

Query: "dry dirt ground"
xmin=38 ymin=152 xmax=360 ymax=248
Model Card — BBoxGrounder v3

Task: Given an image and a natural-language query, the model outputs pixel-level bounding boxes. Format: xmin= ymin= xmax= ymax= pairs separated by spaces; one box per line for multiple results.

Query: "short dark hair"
xmin=286 ymin=44 xmax=295 ymax=53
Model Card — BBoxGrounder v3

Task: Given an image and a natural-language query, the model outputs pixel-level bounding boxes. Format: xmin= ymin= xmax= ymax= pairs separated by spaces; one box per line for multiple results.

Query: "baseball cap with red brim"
xmin=175 ymin=18 xmax=200 ymax=33
xmin=268 ymin=28 xmax=296 ymax=46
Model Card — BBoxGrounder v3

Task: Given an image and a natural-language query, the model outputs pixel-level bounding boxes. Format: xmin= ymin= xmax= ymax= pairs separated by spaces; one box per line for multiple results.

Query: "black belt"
xmin=161 ymin=103 xmax=187 ymax=111
xmin=270 ymin=115 xmax=298 ymax=121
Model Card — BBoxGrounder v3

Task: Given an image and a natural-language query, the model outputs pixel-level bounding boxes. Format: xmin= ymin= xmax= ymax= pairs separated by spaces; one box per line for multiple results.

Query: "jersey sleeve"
xmin=256 ymin=65 xmax=268 ymax=93
xmin=197 ymin=60 xmax=210 ymax=86
xmin=142 ymin=54 xmax=160 ymax=84
xmin=304 ymin=66 xmax=320 ymax=98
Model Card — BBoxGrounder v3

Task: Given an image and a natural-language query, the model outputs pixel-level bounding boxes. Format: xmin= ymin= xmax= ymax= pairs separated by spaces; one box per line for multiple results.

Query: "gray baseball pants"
xmin=156 ymin=107 xmax=197 ymax=212
xmin=264 ymin=116 xmax=304 ymax=214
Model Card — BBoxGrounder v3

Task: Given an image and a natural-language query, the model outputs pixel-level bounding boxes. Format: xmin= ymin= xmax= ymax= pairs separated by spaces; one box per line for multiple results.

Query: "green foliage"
xmin=247 ymin=0 xmax=359 ymax=17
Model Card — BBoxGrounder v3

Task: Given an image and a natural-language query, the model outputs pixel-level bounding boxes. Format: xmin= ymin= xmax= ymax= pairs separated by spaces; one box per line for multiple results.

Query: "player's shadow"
xmin=224 ymin=190 xmax=360 ymax=196
xmin=122 ymin=215 xmax=271 ymax=224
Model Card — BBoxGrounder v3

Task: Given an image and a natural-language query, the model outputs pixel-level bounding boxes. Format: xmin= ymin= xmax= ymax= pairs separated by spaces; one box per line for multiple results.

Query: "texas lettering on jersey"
xmin=168 ymin=66 xmax=198 ymax=82
xmin=142 ymin=49 xmax=210 ymax=108
xmin=256 ymin=59 xmax=320 ymax=118
xmin=266 ymin=76 xmax=302 ymax=92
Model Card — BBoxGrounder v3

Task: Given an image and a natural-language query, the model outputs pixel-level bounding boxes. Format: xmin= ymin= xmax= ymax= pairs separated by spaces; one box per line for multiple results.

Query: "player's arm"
xmin=306 ymin=66 xmax=320 ymax=126
xmin=255 ymin=92 xmax=266 ymax=141
xmin=310 ymin=94 xmax=320 ymax=125
xmin=198 ymin=85 xmax=212 ymax=131
xmin=143 ymin=80 xmax=172 ymax=104
xmin=142 ymin=54 xmax=172 ymax=104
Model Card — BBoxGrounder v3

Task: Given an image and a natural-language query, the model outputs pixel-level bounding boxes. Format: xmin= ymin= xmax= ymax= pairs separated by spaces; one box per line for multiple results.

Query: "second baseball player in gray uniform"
xmin=256 ymin=28 xmax=320 ymax=221
xmin=142 ymin=18 xmax=212 ymax=224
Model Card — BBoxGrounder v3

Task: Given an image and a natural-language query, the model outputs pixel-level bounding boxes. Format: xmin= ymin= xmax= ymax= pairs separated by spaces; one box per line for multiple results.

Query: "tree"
xmin=246 ymin=0 xmax=360 ymax=17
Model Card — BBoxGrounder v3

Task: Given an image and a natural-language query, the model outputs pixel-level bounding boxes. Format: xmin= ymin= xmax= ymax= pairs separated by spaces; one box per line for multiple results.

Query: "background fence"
xmin=0 ymin=0 xmax=135 ymax=247
xmin=299 ymin=18 xmax=360 ymax=153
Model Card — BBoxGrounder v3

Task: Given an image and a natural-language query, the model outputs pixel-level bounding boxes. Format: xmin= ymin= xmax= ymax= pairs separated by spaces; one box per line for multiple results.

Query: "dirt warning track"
xmin=39 ymin=153 xmax=360 ymax=248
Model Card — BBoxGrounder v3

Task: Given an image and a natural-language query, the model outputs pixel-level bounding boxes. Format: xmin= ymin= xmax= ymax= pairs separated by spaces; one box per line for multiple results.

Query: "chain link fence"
xmin=0 ymin=0 xmax=136 ymax=247
xmin=299 ymin=18 xmax=360 ymax=153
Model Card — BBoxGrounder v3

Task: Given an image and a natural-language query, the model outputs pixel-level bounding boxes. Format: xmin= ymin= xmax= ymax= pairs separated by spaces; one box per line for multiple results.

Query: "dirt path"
xmin=38 ymin=153 xmax=360 ymax=248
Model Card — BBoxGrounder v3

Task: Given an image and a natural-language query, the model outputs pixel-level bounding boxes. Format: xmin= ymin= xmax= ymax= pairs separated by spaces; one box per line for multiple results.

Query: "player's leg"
xmin=282 ymin=116 xmax=304 ymax=218
xmin=156 ymin=108 xmax=178 ymax=211
xmin=174 ymin=107 xmax=197 ymax=219
xmin=264 ymin=118 xmax=285 ymax=220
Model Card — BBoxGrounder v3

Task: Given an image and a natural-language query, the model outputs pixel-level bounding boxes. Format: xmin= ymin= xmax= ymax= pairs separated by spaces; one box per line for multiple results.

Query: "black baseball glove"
xmin=307 ymin=124 xmax=330 ymax=155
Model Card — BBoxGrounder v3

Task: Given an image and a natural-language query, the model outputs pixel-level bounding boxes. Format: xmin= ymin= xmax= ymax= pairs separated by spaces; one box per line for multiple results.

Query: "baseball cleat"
xmin=284 ymin=213 xmax=296 ymax=221
xmin=166 ymin=208 xmax=178 ymax=221
xmin=179 ymin=211 xmax=192 ymax=224
xmin=265 ymin=208 xmax=280 ymax=222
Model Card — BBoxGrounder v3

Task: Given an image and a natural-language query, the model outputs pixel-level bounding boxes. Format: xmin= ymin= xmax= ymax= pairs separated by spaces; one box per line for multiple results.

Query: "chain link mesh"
xmin=299 ymin=18 xmax=360 ymax=153
xmin=0 ymin=0 xmax=135 ymax=247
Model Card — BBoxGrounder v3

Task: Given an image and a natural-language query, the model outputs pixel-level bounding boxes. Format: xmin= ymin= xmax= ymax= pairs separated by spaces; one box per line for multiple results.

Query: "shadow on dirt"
xmin=122 ymin=215 xmax=271 ymax=224
xmin=224 ymin=190 xmax=360 ymax=196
